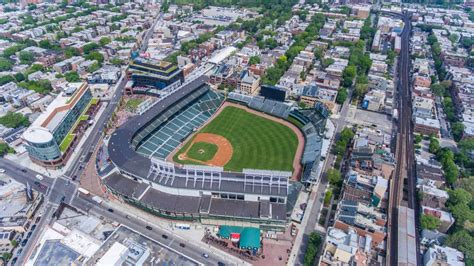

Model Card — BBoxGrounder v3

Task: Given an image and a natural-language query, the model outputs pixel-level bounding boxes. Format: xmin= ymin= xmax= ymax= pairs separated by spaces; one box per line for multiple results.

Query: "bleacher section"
xmin=290 ymin=109 xmax=327 ymax=183
xmin=229 ymin=92 xmax=292 ymax=119
xmin=135 ymin=89 xmax=224 ymax=159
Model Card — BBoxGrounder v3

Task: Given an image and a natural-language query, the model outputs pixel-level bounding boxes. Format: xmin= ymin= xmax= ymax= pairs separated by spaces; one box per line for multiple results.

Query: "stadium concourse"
xmin=104 ymin=74 xmax=328 ymax=228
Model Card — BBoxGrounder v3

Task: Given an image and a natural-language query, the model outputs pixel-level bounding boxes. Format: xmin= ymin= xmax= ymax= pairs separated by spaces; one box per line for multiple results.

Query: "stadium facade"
xmin=105 ymin=75 xmax=327 ymax=228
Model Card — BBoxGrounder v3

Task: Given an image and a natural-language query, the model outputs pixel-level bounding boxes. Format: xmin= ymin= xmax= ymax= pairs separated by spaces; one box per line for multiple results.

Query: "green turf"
xmin=186 ymin=142 xmax=218 ymax=162
xmin=175 ymin=106 xmax=299 ymax=172
xmin=60 ymin=133 xmax=75 ymax=152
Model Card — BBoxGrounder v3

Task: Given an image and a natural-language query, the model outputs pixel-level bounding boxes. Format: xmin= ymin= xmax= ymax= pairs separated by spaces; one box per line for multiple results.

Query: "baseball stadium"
xmin=105 ymin=72 xmax=328 ymax=228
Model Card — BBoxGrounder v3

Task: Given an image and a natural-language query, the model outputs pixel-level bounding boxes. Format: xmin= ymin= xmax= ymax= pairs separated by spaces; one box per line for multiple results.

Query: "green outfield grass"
xmin=187 ymin=142 xmax=218 ymax=162
xmin=175 ymin=106 xmax=299 ymax=172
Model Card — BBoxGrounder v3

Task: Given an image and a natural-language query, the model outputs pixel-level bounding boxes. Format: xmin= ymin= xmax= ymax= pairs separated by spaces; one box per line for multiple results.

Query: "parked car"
xmin=107 ymin=208 xmax=114 ymax=213
xmin=21 ymin=239 xmax=27 ymax=247
xmin=179 ymin=243 xmax=186 ymax=248
xmin=35 ymin=174 xmax=43 ymax=180
xmin=202 ymin=253 xmax=209 ymax=258
xmin=162 ymin=234 xmax=168 ymax=239
xmin=0 ymin=168 xmax=5 ymax=173
xmin=145 ymin=226 xmax=152 ymax=230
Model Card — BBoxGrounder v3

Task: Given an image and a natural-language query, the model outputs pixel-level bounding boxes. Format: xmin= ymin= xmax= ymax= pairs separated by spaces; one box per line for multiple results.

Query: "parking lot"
xmin=345 ymin=105 xmax=394 ymax=133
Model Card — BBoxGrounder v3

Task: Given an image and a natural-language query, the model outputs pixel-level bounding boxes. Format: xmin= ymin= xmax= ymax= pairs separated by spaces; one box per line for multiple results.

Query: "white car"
xmin=0 ymin=168 xmax=5 ymax=173
xmin=35 ymin=174 xmax=43 ymax=180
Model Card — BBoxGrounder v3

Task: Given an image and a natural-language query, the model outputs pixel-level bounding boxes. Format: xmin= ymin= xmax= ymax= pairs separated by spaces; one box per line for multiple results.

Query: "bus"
xmin=175 ymin=223 xmax=191 ymax=230
xmin=78 ymin=187 xmax=90 ymax=195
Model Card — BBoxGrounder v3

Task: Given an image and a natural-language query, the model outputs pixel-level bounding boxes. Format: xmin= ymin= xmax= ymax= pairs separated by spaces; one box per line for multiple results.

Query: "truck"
xmin=92 ymin=196 xmax=103 ymax=204
xmin=78 ymin=187 xmax=90 ymax=195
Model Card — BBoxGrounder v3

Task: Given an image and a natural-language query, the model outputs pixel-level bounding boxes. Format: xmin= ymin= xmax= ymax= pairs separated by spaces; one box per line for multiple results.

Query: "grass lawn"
xmin=60 ymin=133 xmax=75 ymax=152
xmin=186 ymin=142 xmax=218 ymax=162
xmin=175 ymin=106 xmax=299 ymax=172
xmin=91 ymin=98 xmax=99 ymax=105
xmin=125 ymin=98 xmax=143 ymax=111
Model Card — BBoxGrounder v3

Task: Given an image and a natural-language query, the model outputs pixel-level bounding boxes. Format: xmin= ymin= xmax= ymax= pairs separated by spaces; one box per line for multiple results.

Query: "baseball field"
xmin=173 ymin=105 xmax=300 ymax=172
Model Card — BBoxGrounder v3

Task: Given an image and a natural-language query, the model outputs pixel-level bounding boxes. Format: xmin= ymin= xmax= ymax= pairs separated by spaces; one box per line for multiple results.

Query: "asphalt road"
xmin=294 ymin=87 xmax=353 ymax=264
xmin=0 ymin=158 xmax=52 ymax=194
xmin=139 ymin=13 xmax=162 ymax=54
xmin=73 ymin=194 xmax=231 ymax=265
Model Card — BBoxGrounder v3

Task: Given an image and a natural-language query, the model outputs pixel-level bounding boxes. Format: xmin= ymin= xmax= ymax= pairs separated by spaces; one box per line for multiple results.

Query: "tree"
xmin=324 ymin=189 xmax=332 ymax=206
xmin=452 ymin=122 xmax=465 ymax=142
xmin=0 ymin=112 xmax=30 ymax=128
xmin=354 ymin=83 xmax=369 ymax=98
xmin=431 ymin=83 xmax=445 ymax=97
xmin=18 ymin=80 xmax=52 ymax=94
xmin=314 ymin=47 xmax=324 ymax=60
xmin=39 ymin=40 xmax=53 ymax=49
xmin=2 ymin=45 xmax=22 ymax=58
xmin=303 ymin=232 xmax=322 ymax=266
xmin=110 ymin=58 xmax=123 ymax=66
xmin=420 ymin=214 xmax=440 ymax=230
xmin=0 ymin=58 xmax=12 ymax=71
xmin=448 ymin=188 xmax=472 ymax=206
xmin=0 ymin=75 xmax=14 ymax=86
xmin=14 ymin=73 xmax=25 ymax=82
xmin=64 ymin=71 xmax=81 ymax=82
xmin=449 ymin=33 xmax=459 ymax=44
xmin=450 ymin=202 xmax=473 ymax=226
xmin=321 ymin=58 xmax=335 ymax=69
xmin=99 ymin=37 xmax=111 ymax=46
xmin=2 ymin=252 xmax=12 ymax=262
xmin=342 ymin=65 xmax=356 ymax=87
xmin=429 ymin=137 xmax=440 ymax=154
xmin=19 ymin=51 xmax=35 ymax=64
xmin=327 ymin=168 xmax=341 ymax=186
xmin=446 ymin=230 xmax=474 ymax=261
xmin=415 ymin=134 xmax=423 ymax=144
xmin=82 ymin=43 xmax=99 ymax=54
xmin=340 ymin=127 xmax=355 ymax=141
xmin=87 ymin=62 xmax=100 ymax=73
xmin=336 ymin=88 xmax=348 ymax=104
xmin=85 ymin=51 xmax=104 ymax=64
xmin=10 ymin=240 xmax=17 ymax=248
xmin=64 ymin=47 xmax=79 ymax=58
xmin=248 ymin=56 xmax=260 ymax=65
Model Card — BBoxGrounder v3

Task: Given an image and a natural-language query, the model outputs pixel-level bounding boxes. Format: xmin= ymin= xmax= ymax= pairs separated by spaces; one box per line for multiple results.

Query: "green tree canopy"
xmin=420 ymin=214 xmax=440 ymax=230
xmin=446 ymin=230 xmax=474 ymax=262
xmin=0 ymin=112 xmax=30 ymax=128
xmin=448 ymin=188 xmax=472 ymax=206
xmin=64 ymin=71 xmax=81 ymax=82
xmin=248 ymin=56 xmax=261 ymax=65
xmin=99 ymin=37 xmax=111 ymax=46
xmin=0 ymin=58 xmax=12 ymax=71
xmin=327 ymin=168 xmax=342 ymax=186
xmin=19 ymin=51 xmax=35 ymax=64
